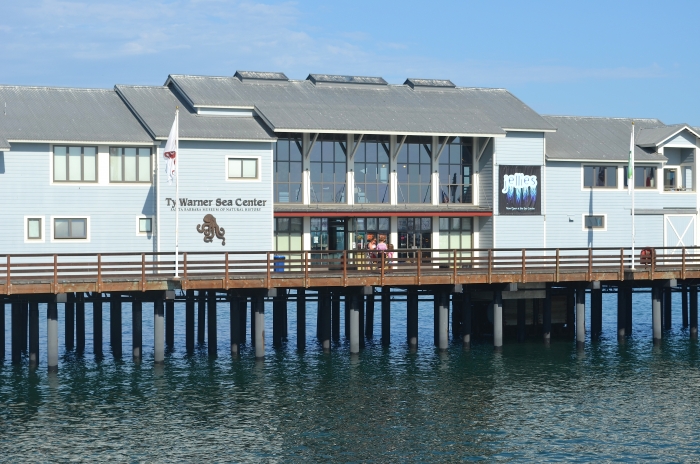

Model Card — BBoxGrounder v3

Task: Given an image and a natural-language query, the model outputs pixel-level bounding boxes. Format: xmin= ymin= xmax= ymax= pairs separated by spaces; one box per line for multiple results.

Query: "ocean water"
xmin=1 ymin=291 xmax=699 ymax=462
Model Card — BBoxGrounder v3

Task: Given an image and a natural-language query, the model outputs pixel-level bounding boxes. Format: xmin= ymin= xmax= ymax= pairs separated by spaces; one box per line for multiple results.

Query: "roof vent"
xmin=235 ymin=71 xmax=289 ymax=82
xmin=307 ymin=74 xmax=388 ymax=87
xmin=404 ymin=78 xmax=456 ymax=90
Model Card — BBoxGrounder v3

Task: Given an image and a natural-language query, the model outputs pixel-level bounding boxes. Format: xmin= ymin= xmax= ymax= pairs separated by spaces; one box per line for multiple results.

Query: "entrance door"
xmin=665 ymin=215 xmax=696 ymax=253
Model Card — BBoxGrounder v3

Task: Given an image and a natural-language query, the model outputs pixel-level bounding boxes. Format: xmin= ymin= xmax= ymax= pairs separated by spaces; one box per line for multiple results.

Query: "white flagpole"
xmin=630 ymin=121 xmax=636 ymax=270
xmin=175 ymin=107 xmax=180 ymax=278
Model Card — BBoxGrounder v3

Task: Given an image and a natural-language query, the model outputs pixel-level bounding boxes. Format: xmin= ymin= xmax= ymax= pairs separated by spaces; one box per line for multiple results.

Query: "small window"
xmin=53 ymin=146 xmax=98 ymax=182
xmin=583 ymin=166 xmax=617 ymax=188
xmin=110 ymin=147 xmax=152 ymax=182
xmin=228 ymin=158 xmax=258 ymax=179
xmin=54 ymin=218 xmax=87 ymax=239
xmin=584 ymin=215 xmax=605 ymax=229
xmin=27 ymin=218 xmax=42 ymax=240
xmin=664 ymin=168 xmax=677 ymax=191
xmin=683 ymin=166 xmax=693 ymax=191
xmin=139 ymin=218 xmax=152 ymax=233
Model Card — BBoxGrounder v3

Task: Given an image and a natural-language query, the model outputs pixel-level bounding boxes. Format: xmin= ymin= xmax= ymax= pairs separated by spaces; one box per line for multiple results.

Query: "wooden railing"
xmin=0 ymin=247 xmax=697 ymax=294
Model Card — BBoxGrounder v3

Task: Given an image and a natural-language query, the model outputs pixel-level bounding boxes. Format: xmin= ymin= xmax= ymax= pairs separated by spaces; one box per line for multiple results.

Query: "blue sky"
xmin=0 ymin=0 xmax=697 ymax=125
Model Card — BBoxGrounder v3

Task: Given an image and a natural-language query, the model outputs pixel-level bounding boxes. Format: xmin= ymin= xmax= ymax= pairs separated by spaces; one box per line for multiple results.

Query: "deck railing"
xmin=0 ymin=246 xmax=696 ymax=293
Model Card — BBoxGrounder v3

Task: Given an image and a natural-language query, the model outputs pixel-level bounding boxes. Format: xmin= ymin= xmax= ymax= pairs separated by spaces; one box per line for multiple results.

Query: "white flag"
xmin=627 ymin=122 xmax=634 ymax=194
xmin=164 ymin=111 xmax=178 ymax=185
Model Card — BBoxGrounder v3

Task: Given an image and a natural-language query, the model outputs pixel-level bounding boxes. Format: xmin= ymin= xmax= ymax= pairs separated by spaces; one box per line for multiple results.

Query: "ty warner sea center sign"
xmin=499 ymin=165 xmax=541 ymax=215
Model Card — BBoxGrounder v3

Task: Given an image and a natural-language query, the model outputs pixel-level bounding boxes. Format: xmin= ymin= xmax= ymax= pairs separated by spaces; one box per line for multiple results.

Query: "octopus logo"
xmin=196 ymin=214 xmax=226 ymax=246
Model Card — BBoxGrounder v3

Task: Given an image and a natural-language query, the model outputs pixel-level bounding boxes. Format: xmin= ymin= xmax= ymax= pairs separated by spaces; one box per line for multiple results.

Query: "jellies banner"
xmin=498 ymin=165 xmax=541 ymax=215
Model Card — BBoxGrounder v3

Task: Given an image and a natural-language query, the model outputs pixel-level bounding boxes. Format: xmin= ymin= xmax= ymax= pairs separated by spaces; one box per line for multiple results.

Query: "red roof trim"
xmin=274 ymin=211 xmax=493 ymax=218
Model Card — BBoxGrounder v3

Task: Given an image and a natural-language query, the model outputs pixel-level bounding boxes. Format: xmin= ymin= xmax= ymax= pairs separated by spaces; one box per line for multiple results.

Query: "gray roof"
xmin=636 ymin=123 xmax=699 ymax=147
xmin=166 ymin=74 xmax=555 ymax=135
xmin=544 ymin=116 xmax=667 ymax=162
xmin=0 ymin=135 xmax=9 ymax=150
xmin=0 ymin=85 xmax=152 ymax=143
xmin=115 ymin=85 xmax=275 ymax=141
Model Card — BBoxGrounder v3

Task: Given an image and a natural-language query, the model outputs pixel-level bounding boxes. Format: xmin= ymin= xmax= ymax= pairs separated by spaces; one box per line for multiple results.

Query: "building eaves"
xmin=116 ymin=84 xmax=275 ymax=141
xmin=544 ymin=115 xmax=667 ymax=162
xmin=0 ymin=85 xmax=153 ymax=144
xmin=636 ymin=124 xmax=700 ymax=147
xmin=0 ymin=135 xmax=9 ymax=151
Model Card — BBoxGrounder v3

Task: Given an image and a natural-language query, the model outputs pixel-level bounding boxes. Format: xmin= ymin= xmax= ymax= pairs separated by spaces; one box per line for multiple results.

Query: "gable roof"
xmin=0 ymin=85 xmax=153 ymax=144
xmin=115 ymin=85 xmax=275 ymax=141
xmin=636 ymin=124 xmax=700 ymax=147
xmin=165 ymin=74 xmax=555 ymax=136
xmin=544 ymin=116 xmax=667 ymax=162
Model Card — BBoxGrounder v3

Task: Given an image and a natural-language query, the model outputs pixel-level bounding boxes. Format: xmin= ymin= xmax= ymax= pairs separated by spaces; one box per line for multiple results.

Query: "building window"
xmin=274 ymin=217 xmax=303 ymax=251
xmin=625 ymin=166 xmax=657 ymax=189
xmin=139 ymin=217 xmax=152 ymax=234
xmin=397 ymin=137 xmax=432 ymax=203
xmin=274 ymin=136 xmax=303 ymax=203
xmin=110 ymin=147 xmax=152 ymax=182
xmin=27 ymin=218 xmax=42 ymax=240
xmin=228 ymin=158 xmax=259 ymax=180
xmin=349 ymin=217 xmax=390 ymax=249
xmin=663 ymin=168 xmax=677 ymax=191
xmin=584 ymin=215 xmax=605 ymax=230
xmin=310 ymin=135 xmax=347 ymax=203
xmin=583 ymin=166 xmax=617 ymax=188
xmin=354 ymin=137 xmax=390 ymax=204
xmin=683 ymin=166 xmax=693 ymax=191
xmin=438 ymin=138 xmax=473 ymax=203
xmin=439 ymin=217 xmax=472 ymax=257
xmin=53 ymin=146 xmax=97 ymax=182
xmin=54 ymin=218 xmax=87 ymax=239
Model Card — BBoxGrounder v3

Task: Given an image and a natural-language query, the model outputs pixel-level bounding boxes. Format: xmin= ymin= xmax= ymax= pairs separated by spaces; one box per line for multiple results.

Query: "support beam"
xmin=208 ymin=290 xmax=217 ymax=356
xmin=576 ymin=286 xmax=586 ymax=348
xmin=407 ymin=288 xmax=418 ymax=351
xmin=591 ymin=287 xmax=603 ymax=340
xmin=253 ymin=293 xmax=265 ymax=359
xmin=28 ymin=302 xmax=39 ymax=368
xmin=197 ymin=291 xmax=206 ymax=344
xmin=47 ymin=301 xmax=58 ymax=372
xmin=65 ymin=294 xmax=75 ymax=351
xmin=438 ymin=292 xmax=449 ymax=351
xmin=462 ymin=290 xmax=472 ymax=349
xmin=349 ymin=292 xmax=360 ymax=354
xmin=230 ymin=292 xmax=240 ymax=356
xmin=517 ymin=299 xmax=526 ymax=343
xmin=185 ymin=290 xmax=195 ymax=352
xmin=165 ymin=299 xmax=175 ymax=350
xmin=381 ymin=287 xmax=391 ymax=347
xmin=652 ymin=287 xmax=662 ymax=344
xmin=297 ymin=289 xmax=306 ymax=351
xmin=493 ymin=291 xmax=503 ymax=351
xmin=76 ymin=293 xmax=85 ymax=353
xmin=93 ymin=296 xmax=102 ymax=357
xmin=691 ymin=285 xmax=698 ymax=340
xmin=543 ymin=285 xmax=552 ymax=345
xmin=154 ymin=298 xmax=164 ymax=364
xmin=132 ymin=299 xmax=142 ymax=362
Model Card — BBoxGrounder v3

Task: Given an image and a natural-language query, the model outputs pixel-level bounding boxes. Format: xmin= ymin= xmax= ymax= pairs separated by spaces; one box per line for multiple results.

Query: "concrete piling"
xmin=617 ymin=287 xmax=626 ymax=338
xmin=47 ymin=300 xmax=58 ymax=372
xmin=253 ymin=293 xmax=265 ymax=359
xmin=381 ymin=287 xmax=391 ymax=347
xmin=407 ymin=288 xmax=418 ymax=351
xmin=154 ymin=298 xmax=164 ymax=364
xmin=493 ymin=290 xmax=503 ymax=351
xmin=93 ymin=296 xmax=102 ymax=357
xmin=185 ymin=290 xmax=195 ymax=352
xmin=319 ymin=290 xmax=331 ymax=352
xmin=230 ymin=292 xmax=241 ymax=356
xmin=297 ymin=289 xmax=305 ymax=351
xmin=438 ymin=292 xmax=449 ymax=352
xmin=591 ymin=287 xmax=603 ymax=340
xmin=349 ymin=293 xmax=360 ymax=354
xmin=543 ymin=284 xmax=552 ymax=344
xmin=273 ymin=290 xmax=285 ymax=348
xmin=110 ymin=293 xmax=122 ymax=358
xmin=28 ymin=302 xmax=39 ymax=368
xmin=207 ymin=291 xmax=217 ymax=356
xmin=576 ymin=285 xmax=586 ymax=348
xmin=462 ymin=290 xmax=472 ymax=349
xmin=76 ymin=293 xmax=85 ymax=353
xmin=132 ymin=299 xmax=142 ymax=362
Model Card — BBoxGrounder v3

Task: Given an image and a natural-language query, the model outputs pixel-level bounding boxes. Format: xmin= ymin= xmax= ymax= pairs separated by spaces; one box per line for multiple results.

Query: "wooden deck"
xmin=0 ymin=247 xmax=696 ymax=295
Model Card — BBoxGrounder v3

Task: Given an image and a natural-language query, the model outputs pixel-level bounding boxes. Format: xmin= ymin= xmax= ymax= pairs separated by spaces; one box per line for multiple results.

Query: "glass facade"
xmin=274 ymin=217 xmax=303 ymax=251
xmin=397 ymin=137 xmax=432 ymax=204
xmin=348 ymin=217 xmax=390 ymax=250
xmin=398 ymin=217 xmax=432 ymax=260
xmin=274 ymin=136 xmax=303 ymax=203
xmin=438 ymin=138 xmax=472 ymax=203
xmin=438 ymin=217 xmax=472 ymax=258
xmin=354 ymin=137 xmax=390 ymax=204
xmin=310 ymin=135 xmax=347 ymax=203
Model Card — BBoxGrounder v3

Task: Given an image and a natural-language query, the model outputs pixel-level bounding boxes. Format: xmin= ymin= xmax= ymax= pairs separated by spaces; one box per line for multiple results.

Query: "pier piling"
xmin=652 ymin=286 xmax=662 ymax=344
xmin=11 ymin=301 xmax=21 ymax=364
xmin=273 ymin=290 xmax=285 ymax=348
xmin=207 ymin=291 xmax=217 ymax=356
xmin=381 ymin=287 xmax=391 ymax=347
xmin=65 ymin=294 xmax=74 ymax=351
xmin=462 ymin=290 xmax=472 ymax=349
xmin=663 ymin=287 xmax=672 ymax=331
xmin=617 ymin=287 xmax=626 ymax=339
xmin=365 ymin=291 xmax=374 ymax=339
xmin=407 ymin=288 xmax=418 ymax=351
xmin=166 ymin=299 xmax=174 ymax=350
xmin=517 ymin=299 xmax=526 ymax=343
xmin=349 ymin=292 xmax=360 ymax=354
xmin=230 ymin=292 xmax=240 ymax=356
xmin=47 ymin=300 xmax=58 ymax=372
xmin=332 ymin=292 xmax=340 ymax=342
xmin=438 ymin=291 xmax=449 ymax=351
xmin=576 ymin=285 xmax=586 ymax=348
xmin=625 ymin=287 xmax=633 ymax=336
xmin=93 ymin=296 xmax=102 ymax=357
xmin=682 ymin=283 xmax=689 ymax=328
xmin=185 ymin=290 xmax=195 ymax=352
xmin=110 ymin=293 xmax=122 ymax=358
xmin=691 ymin=285 xmax=698 ymax=340
xmin=28 ymin=302 xmax=39 ymax=368
xmin=319 ymin=290 xmax=331 ymax=352
xmin=154 ymin=298 xmax=164 ymax=364
xmin=591 ymin=287 xmax=603 ymax=340
xmin=197 ymin=291 xmax=206 ymax=344
xmin=253 ymin=293 xmax=265 ymax=359
xmin=493 ymin=290 xmax=503 ymax=351
xmin=543 ymin=284 xmax=552 ymax=344
xmin=76 ymin=293 xmax=85 ymax=353
xmin=132 ymin=299 xmax=142 ymax=362
xmin=297 ymin=289 xmax=306 ymax=351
